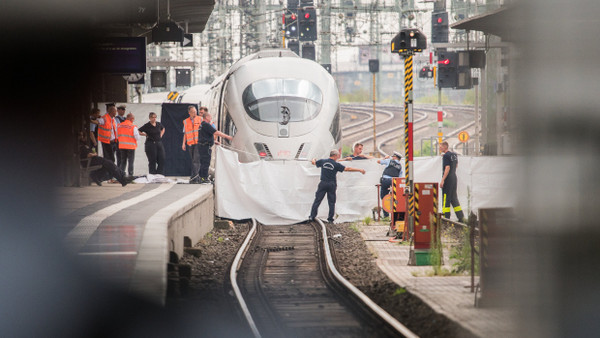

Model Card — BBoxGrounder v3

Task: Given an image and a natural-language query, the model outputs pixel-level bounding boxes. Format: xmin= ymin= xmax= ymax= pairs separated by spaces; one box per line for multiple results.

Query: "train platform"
xmin=56 ymin=181 xmax=214 ymax=306
xmin=361 ymin=225 xmax=517 ymax=338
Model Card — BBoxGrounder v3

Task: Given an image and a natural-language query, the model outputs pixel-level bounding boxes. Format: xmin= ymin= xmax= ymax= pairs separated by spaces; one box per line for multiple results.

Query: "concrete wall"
xmin=167 ymin=187 xmax=214 ymax=260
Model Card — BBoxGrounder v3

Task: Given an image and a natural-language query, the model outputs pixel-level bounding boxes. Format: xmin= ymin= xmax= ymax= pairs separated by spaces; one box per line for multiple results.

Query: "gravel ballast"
xmin=167 ymin=220 xmax=476 ymax=338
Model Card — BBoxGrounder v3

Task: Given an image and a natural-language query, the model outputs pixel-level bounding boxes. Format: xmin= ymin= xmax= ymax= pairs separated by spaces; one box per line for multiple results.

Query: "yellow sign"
xmin=167 ymin=91 xmax=179 ymax=101
xmin=458 ymin=131 xmax=470 ymax=143
xmin=382 ymin=194 xmax=392 ymax=213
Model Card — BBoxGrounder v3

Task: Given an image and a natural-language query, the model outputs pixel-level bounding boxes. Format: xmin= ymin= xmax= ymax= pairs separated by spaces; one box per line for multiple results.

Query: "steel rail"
xmin=229 ymin=219 xmax=261 ymax=338
xmin=316 ymin=219 xmax=419 ymax=338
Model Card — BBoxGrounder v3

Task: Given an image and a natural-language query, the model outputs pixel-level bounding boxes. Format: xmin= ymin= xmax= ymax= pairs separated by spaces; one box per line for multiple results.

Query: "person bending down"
xmin=79 ymin=132 xmax=129 ymax=187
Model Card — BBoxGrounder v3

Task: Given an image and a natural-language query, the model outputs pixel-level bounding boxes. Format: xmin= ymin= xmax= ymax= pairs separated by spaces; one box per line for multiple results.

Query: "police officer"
xmin=377 ymin=151 xmax=403 ymax=217
xmin=440 ymin=141 xmax=465 ymax=222
xmin=138 ymin=112 xmax=166 ymax=174
xmin=309 ymin=149 xmax=366 ymax=223
xmin=198 ymin=111 xmax=232 ymax=184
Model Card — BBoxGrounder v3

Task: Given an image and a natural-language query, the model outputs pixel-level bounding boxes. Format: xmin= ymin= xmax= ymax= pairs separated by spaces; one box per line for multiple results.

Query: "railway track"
xmin=230 ymin=219 xmax=417 ymax=338
xmin=341 ymin=104 xmax=476 ymax=156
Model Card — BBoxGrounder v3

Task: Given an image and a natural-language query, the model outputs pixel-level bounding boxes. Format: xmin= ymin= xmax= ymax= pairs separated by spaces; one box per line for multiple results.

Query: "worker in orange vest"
xmin=182 ymin=105 xmax=202 ymax=183
xmin=97 ymin=104 xmax=117 ymax=162
xmin=117 ymin=113 xmax=140 ymax=177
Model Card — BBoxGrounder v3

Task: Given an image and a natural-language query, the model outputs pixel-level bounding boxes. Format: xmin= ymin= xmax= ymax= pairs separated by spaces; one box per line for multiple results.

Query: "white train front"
xmin=206 ymin=49 xmax=342 ymax=163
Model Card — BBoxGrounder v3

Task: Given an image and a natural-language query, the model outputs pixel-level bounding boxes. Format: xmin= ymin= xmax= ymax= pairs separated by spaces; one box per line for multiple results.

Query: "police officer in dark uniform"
xmin=309 ymin=149 xmax=366 ymax=223
xmin=198 ymin=111 xmax=232 ymax=184
xmin=440 ymin=141 xmax=465 ymax=222
xmin=377 ymin=151 xmax=403 ymax=217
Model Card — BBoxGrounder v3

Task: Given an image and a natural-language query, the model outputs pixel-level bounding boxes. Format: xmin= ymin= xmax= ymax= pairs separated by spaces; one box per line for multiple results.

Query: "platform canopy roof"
xmin=3 ymin=0 xmax=215 ymax=40
xmin=450 ymin=5 xmax=523 ymax=42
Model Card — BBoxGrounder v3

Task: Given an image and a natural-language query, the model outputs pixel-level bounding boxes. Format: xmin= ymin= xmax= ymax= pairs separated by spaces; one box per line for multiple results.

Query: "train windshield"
xmin=242 ymin=79 xmax=323 ymax=122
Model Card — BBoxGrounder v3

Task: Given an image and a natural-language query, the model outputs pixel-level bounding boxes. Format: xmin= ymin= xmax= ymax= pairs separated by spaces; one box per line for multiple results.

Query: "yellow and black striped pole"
xmin=404 ymin=54 xmax=415 ymax=235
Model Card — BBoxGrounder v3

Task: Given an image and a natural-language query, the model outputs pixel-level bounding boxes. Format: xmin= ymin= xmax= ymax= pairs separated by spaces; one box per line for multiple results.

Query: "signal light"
xmin=291 ymin=14 xmax=296 ymax=20
xmin=298 ymin=7 xmax=317 ymax=41
xmin=390 ymin=28 xmax=426 ymax=54
xmin=431 ymin=11 xmax=449 ymax=43
xmin=438 ymin=59 xmax=450 ymax=65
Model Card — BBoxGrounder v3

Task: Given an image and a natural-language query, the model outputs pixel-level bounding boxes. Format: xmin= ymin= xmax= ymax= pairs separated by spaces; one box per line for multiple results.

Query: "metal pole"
xmin=404 ymin=54 xmax=414 ymax=236
xmin=282 ymin=12 xmax=286 ymax=48
xmin=475 ymin=82 xmax=480 ymax=155
xmin=470 ymin=216 xmax=475 ymax=293
xmin=438 ymin=89 xmax=443 ymax=145
xmin=376 ymin=184 xmax=381 ymax=221
xmin=373 ymin=72 xmax=377 ymax=156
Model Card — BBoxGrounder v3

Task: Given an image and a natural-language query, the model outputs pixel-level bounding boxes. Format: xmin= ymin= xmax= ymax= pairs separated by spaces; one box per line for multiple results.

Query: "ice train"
xmin=203 ymin=49 xmax=342 ymax=163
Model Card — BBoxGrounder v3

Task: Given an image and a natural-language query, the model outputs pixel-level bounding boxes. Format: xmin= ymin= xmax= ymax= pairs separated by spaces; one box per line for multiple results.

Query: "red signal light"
xmin=438 ymin=59 xmax=450 ymax=65
xmin=304 ymin=12 xmax=310 ymax=19
xmin=437 ymin=17 xmax=443 ymax=24
xmin=291 ymin=14 xmax=296 ymax=20
xmin=259 ymin=151 xmax=267 ymax=157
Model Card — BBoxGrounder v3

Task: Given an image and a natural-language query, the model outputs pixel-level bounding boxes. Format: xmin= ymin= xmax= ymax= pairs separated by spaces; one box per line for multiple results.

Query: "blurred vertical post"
xmin=372 ymin=72 xmax=376 ymax=155
xmin=515 ymin=1 xmax=600 ymax=337
xmin=368 ymin=59 xmax=379 ymax=156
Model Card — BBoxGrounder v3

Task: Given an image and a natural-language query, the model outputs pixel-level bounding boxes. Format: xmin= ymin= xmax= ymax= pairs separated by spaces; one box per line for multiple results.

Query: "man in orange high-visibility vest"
xmin=97 ymin=104 xmax=118 ymax=162
xmin=182 ymin=105 xmax=202 ymax=183
xmin=117 ymin=113 xmax=140 ymax=177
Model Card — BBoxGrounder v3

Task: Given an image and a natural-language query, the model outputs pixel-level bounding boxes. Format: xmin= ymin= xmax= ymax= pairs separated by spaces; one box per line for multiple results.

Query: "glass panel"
xmin=242 ymin=79 xmax=323 ymax=122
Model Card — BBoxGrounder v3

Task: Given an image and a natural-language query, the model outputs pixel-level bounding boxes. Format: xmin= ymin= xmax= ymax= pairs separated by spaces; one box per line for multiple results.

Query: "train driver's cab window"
xmin=242 ymin=79 xmax=323 ymax=122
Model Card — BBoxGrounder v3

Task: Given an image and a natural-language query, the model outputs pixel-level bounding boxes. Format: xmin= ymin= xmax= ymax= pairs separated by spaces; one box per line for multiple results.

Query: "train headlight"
xmin=254 ymin=143 xmax=272 ymax=160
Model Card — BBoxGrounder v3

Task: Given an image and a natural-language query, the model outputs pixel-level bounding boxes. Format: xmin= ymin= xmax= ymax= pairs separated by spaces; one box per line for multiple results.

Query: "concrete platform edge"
xmin=129 ymin=185 xmax=214 ymax=305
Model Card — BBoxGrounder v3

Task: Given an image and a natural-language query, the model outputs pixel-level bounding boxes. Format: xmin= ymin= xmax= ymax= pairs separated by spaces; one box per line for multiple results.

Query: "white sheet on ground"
xmin=133 ymin=174 xmax=186 ymax=184
xmin=215 ymin=147 xmax=519 ymax=225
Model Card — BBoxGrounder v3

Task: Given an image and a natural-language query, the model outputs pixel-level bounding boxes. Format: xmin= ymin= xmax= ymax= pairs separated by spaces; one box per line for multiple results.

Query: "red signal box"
xmin=413 ymin=182 xmax=439 ymax=250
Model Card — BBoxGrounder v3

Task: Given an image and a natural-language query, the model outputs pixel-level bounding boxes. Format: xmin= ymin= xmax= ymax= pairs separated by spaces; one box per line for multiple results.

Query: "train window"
xmin=242 ymin=79 xmax=323 ymax=122
xmin=329 ymin=106 xmax=342 ymax=144
xmin=224 ymin=110 xmax=237 ymax=141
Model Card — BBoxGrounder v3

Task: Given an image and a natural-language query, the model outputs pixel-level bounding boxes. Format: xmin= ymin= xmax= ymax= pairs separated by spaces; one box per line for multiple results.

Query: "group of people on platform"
xmin=82 ymin=103 xmax=233 ymax=187
xmin=181 ymin=105 xmax=232 ymax=184
xmin=309 ymin=142 xmax=464 ymax=223
xmin=81 ymin=106 xmax=464 ymax=222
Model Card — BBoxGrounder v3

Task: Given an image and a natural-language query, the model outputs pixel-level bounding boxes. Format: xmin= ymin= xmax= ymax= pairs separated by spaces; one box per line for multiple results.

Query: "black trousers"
xmin=116 ymin=146 xmax=122 ymax=168
xmin=88 ymin=156 xmax=126 ymax=184
xmin=310 ymin=180 xmax=337 ymax=222
xmin=119 ymin=149 xmax=135 ymax=176
xmin=187 ymin=144 xmax=200 ymax=179
xmin=442 ymin=178 xmax=465 ymax=221
xmin=199 ymin=144 xmax=212 ymax=179
xmin=101 ymin=141 xmax=115 ymax=163
xmin=145 ymin=141 xmax=165 ymax=174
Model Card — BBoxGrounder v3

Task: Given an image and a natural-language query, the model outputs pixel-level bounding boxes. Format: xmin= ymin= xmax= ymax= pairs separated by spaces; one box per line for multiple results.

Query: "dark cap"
xmin=393 ymin=151 xmax=402 ymax=158
xmin=117 ymin=105 xmax=126 ymax=110
xmin=105 ymin=102 xmax=115 ymax=108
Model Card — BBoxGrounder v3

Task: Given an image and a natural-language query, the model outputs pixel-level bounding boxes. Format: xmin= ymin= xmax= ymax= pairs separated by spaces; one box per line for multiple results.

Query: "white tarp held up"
xmin=215 ymin=147 xmax=519 ymax=225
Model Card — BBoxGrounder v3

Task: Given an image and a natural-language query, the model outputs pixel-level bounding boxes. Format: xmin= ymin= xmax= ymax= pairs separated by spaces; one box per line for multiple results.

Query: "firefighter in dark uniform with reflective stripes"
xmin=377 ymin=151 xmax=403 ymax=217
xmin=440 ymin=141 xmax=465 ymax=222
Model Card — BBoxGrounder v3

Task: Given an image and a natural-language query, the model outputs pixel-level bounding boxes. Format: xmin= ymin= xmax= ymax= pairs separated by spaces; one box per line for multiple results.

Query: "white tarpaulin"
xmin=215 ymin=147 xmax=519 ymax=225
